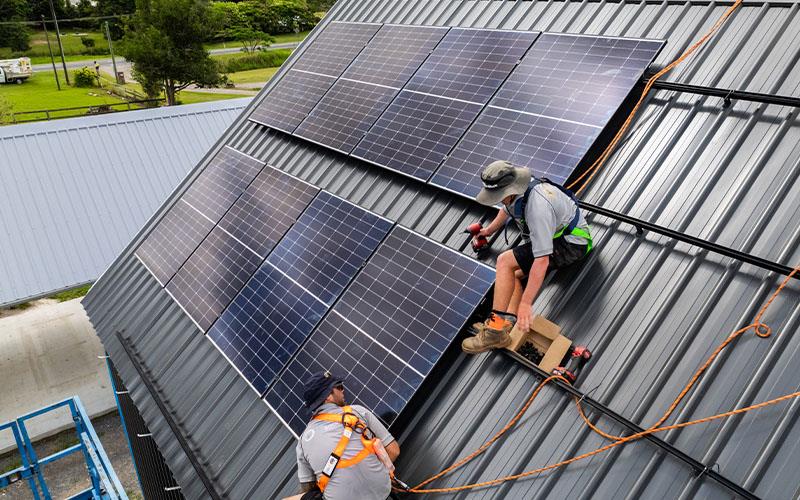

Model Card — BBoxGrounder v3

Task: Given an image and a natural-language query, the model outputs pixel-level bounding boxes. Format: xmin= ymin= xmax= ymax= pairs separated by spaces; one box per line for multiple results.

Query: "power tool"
xmin=464 ymin=223 xmax=490 ymax=258
xmin=552 ymin=345 xmax=592 ymax=383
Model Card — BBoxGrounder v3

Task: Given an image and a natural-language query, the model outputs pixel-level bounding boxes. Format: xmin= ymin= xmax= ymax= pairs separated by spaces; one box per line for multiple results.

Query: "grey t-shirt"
xmin=296 ymin=403 xmax=395 ymax=500
xmin=513 ymin=182 xmax=590 ymax=258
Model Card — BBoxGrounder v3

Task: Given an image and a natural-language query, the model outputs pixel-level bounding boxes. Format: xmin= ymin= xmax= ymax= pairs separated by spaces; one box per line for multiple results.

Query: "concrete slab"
xmin=0 ymin=298 xmax=115 ymax=452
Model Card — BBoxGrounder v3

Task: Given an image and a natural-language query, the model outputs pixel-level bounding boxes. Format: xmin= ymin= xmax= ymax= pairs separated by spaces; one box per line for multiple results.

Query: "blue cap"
xmin=303 ymin=371 xmax=344 ymax=410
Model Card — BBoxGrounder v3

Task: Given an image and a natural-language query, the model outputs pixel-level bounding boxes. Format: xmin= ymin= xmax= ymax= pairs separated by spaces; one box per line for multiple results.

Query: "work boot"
xmin=462 ymin=311 xmax=515 ymax=354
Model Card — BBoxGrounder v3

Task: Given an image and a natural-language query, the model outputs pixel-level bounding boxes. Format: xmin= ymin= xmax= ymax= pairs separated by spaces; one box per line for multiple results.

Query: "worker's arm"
xmin=298 ymin=482 xmax=316 ymax=493
xmin=385 ymin=440 xmax=400 ymax=462
xmin=517 ymin=255 xmax=548 ymax=332
xmin=479 ymin=209 xmax=509 ymax=237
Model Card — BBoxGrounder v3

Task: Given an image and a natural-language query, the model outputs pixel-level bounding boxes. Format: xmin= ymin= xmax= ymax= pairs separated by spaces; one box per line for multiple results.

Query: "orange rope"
xmin=403 ymin=265 xmax=798 ymax=494
xmin=566 ymin=0 xmax=744 ymax=196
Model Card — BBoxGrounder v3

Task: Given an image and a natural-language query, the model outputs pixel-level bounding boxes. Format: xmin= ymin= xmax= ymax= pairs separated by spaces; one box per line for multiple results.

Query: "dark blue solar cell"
xmin=166 ymin=226 xmax=263 ymax=332
xmin=403 ymin=28 xmax=538 ymax=104
xmin=249 ymin=70 xmax=337 ymax=134
xmin=265 ymin=191 xmax=392 ymax=305
xmin=208 ymin=264 xmax=328 ymax=394
xmin=265 ymin=226 xmax=494 ymax=435
xmin=292 ymin=22 xmax=381 ymax=77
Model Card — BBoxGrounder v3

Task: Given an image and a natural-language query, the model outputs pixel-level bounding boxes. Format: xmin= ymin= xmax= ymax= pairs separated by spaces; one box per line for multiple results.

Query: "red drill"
xmin=552 ymin=345 xmax=592 ymax=384
xmin=464 ymin=223 xmax=489 ymax=257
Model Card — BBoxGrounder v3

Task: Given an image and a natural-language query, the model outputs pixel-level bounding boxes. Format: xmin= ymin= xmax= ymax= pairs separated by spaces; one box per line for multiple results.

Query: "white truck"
xmin=0 ymin=57 xmax=32 ymax=84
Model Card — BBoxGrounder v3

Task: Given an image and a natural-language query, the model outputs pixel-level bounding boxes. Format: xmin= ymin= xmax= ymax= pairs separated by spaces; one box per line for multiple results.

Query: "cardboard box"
xmin=506 ymin=315 xmax=572 ymax=372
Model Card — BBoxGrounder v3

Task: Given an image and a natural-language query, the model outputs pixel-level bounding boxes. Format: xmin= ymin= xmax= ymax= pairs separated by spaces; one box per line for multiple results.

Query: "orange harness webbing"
xmin=313 ymin=406 xmax=376 ymax=491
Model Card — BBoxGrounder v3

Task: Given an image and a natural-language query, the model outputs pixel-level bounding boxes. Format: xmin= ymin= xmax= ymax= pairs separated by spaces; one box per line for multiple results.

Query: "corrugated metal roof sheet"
xmin=0 ymin=98 xmax=251 ymax=307
xmin=83 ymin=1 xmax=800 ymax=498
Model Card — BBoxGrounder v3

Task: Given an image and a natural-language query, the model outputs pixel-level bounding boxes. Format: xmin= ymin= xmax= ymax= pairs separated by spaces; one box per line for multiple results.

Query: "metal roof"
xmin=0 ymin=98 xmax=251 ymax=307
xmin=83 ymin=1 xmax=800 ymax=498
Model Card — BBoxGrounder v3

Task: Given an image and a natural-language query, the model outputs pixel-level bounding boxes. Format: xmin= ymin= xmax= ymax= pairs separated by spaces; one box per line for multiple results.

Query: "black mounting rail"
xmin=116 ymin=331 xmax=223 ymax=500
xmin=505 ymin=350 xmax=759 ymax=500
xmin=650 ymin=80 xmax=800 ymax=108
xmin=579 ymin=201 xmax=797 ymax=280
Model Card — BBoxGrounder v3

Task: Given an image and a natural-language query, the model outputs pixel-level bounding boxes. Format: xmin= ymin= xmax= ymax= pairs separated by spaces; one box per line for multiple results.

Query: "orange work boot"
xmin=462 ymin=311 xmax=515 ymax=354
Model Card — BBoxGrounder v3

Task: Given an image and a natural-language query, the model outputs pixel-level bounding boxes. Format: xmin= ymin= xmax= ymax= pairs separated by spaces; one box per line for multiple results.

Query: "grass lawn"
xmin=2 ymin=71 xmax=125 ymax=121
xmin=203 ymin=30 xmax=309 ymax=51
xmin=176 ymin=91 xmax=250 ymax=104
xmin=0 ymin=30 xmax=109 ymax=62
xmin=226 ymin=67 xmax=279 ymax=88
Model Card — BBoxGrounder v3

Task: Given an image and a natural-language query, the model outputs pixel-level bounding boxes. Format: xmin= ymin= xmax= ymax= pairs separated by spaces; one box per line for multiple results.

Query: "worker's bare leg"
xmin=492 ymin=250 xmax=522 ymax=312
xmin=508 ymin=269 xmax=526 ymax=314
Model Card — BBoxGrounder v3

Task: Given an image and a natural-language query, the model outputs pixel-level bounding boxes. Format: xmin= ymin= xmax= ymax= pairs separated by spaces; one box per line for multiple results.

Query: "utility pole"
xmin=41 ymin=15 xmax=61 ymax=90
xmin=47 ymin=0 xmax=70 ymax=85
xmin=104 ymin=21 xmax=120 ymax=84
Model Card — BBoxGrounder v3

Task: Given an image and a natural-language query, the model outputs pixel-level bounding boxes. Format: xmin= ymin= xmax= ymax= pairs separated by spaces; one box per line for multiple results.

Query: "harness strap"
xmin=312 ymin=406 xmax=376 ymax=492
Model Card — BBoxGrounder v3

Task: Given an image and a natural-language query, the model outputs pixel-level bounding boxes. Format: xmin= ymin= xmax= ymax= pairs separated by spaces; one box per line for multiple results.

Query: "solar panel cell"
xmin=493 ymin=34 xmax=664 ymax=127
xmin=249 ymin=70 xmax=336 ymax=133
xmin=352 ymin=91 xmax=481 ymax=180
xmin=218 ymin=165 xmax=319 ymax=258
xmin=293 ymin=22 xmax=380 ymax=77
xmin=135 ymin=200 xmax=215 ymax=286
xmin=403 ymin=28 xmax=538 ymax=104
xmin=431 ymin=106 xmax=598 ymax=197
xmin=166 ymin=226 xmax=262 ymax=332
xmin=342 ymin=25 xmax=449 ymax=88
xmin=294 ymin=79 xmax=398 ymax=153
xmin=182 ymin=147 xmax=264 ymax=222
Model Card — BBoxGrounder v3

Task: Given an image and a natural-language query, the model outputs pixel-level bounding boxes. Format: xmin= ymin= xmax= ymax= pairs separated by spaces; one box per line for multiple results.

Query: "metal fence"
xmin=7 ymin=98 xmax=165 ymax=124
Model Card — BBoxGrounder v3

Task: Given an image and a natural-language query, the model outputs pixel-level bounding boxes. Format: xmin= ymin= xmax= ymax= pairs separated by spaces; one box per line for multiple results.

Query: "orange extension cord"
xmin=566 ymin=0 xmax=744 ymax=196
xmin=394 ymin=2 xmax=800 ymax=493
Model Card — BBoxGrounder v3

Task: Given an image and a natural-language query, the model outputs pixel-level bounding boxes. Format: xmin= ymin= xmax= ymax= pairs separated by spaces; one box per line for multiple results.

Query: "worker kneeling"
xmin=295 ymin=371 xmax=400 ymax=500
xmin=463 ymin=161 xmax=593 ymax=353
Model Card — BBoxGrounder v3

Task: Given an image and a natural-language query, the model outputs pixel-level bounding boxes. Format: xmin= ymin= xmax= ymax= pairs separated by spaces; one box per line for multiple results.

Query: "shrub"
xmin=217 ymin=49 xmax=291 ymax=73
xmin=73 ymin=67 xmax=97 ymax=87
xmin=80 ymin=36 xmax=95 ymax=48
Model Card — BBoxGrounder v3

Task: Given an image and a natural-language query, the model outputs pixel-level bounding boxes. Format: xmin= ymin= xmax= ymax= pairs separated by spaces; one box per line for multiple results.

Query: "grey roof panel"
xmin=82 ymin=1 xmax=800 ymax=498
xmin=0 ymin=98 xmax=251 ymax=307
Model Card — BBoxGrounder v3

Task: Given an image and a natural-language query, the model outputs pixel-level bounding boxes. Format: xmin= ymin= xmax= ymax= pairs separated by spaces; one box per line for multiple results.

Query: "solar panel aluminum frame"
xmin=262 ymin=225 xmax=495 ymax=439
xmin=206 ymin=190 xmax=395 ymax=400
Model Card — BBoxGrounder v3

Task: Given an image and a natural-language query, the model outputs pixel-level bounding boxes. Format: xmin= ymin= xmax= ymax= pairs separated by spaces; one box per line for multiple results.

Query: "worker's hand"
xmin=516 ymin=303 xmax=532 ymax=333
xmin=478 ymin=227 xmax=492 ymax=238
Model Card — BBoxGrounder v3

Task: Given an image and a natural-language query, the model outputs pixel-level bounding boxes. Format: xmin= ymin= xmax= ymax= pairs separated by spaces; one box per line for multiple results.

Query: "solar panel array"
xmin=430 ymin=33 xmax=664 ymax=197
xmin=249 ymin=22 xmax=663 ymax=199
xmin=265 ymin=226 xmax=495 ymax=435
xmin=207 ymin=192 xmax=392 ymax=394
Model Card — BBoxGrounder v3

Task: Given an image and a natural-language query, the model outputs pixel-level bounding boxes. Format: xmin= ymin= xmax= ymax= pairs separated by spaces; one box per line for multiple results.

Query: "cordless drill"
xmin=464 ymin=223 xmax=490 ymax=259
xmin=552 ymin=345 xmax=592 ymax=383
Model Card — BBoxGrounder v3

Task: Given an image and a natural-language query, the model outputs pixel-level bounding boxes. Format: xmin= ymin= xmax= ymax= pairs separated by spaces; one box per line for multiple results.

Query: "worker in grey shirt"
xmin=463 ymin=161 xmax=593 ymax=353
xmin=295 ymin=371 xmax=400 ymax=500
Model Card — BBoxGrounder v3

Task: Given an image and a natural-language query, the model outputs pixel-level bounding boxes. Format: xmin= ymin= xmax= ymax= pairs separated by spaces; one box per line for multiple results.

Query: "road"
xmin=31 ymin=41 xmax=300 ymax=73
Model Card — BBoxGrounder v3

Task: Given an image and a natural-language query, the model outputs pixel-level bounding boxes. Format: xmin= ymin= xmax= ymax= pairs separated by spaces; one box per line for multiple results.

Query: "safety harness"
xmin=505 ymin=177 xmax=593 ymax=253
xmin=313 ymin=406 xmax=378 ymax=492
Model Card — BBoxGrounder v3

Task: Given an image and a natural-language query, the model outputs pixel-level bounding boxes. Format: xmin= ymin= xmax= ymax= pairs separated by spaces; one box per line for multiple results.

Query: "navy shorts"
xmin=512 ymin=236 xmax=588 ymax=275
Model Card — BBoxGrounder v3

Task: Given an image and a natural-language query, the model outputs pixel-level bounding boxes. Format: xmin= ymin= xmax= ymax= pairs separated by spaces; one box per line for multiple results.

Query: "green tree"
xmin=120 ymin=0 xmax=220 ymax=105
xmin=96 ymin=0 xmax=136 ymax=39
xmin=0 ymin=0 xmax=31 ymax=52
xmin=225 ymin=26 xmax=273 ymax=53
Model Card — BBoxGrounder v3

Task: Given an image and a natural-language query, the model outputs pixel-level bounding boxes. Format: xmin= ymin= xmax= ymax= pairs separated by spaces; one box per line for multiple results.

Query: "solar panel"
xmin=135 ymin=200 xmax=215 ymax=286
xmin=206 ymin=193 xmax=392 ymax=396
xmin=248 ymin=70 xmax=337 ymax=133
xmin=430 ymin=33 xmax=664 ymax=197
xmin=293 ymin=79 xmax=398 ymax=153
xmin=402 ymin=28 xmax=538 ymax=104
xmin=352 ymin=91 xmax=482 ymax=180
xmin=341 ymin=24 xmax=449 ymax=88
xmin=182 ymin=147 xmax=264 ymax=222
xmin=292 ymin=22 xmax=381 ymax=77
xmin=165 ymin=226 xmax=262 ymax=332
xmin=430 ymin=106 xmax=599 ymax=197
xmin=217 ymin=165 xmax=319 ymax=258
xmin=492 ymin=33 xmax=664 ymax=127
xmin=265 ymin=226 xmax=495 ymax=436
xmin=294 ymin=25 xmax=449 ymax=153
